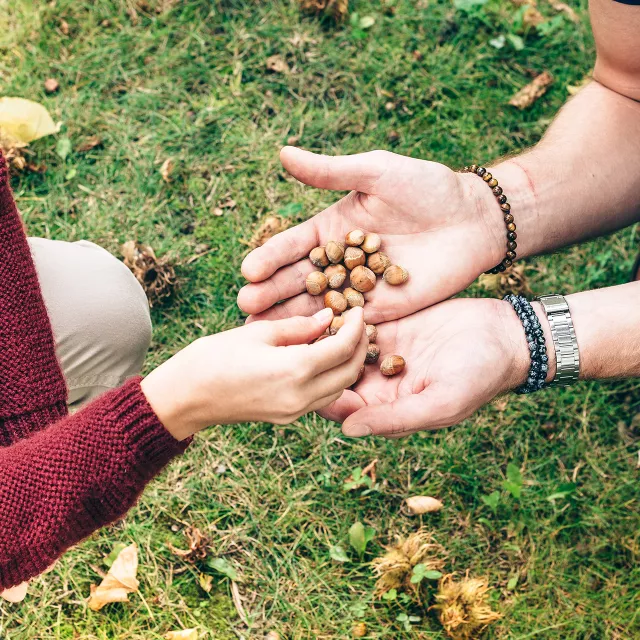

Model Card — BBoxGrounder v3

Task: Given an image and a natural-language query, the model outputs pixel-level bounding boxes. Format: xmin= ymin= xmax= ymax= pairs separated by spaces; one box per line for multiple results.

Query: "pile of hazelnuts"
xmin=305 ymin=229 xmax=407 ymax=380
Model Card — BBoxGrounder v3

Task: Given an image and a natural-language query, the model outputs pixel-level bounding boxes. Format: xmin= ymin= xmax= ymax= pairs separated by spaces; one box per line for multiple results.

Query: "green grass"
xmin=1 ymin=0 xmax=639 ymax=638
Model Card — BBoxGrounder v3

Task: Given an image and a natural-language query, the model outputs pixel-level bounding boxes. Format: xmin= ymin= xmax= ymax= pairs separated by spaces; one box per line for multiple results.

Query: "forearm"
xmin=478 ymin=81 xmax=640 ymax=263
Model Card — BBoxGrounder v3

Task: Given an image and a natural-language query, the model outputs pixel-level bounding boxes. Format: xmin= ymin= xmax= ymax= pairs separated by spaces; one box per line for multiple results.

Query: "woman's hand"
xmin=238 ymin=147 xmax=504 ymax=324
xmin=320 ymin=298 xmax=536 ymax=438
xmin=141 ymin=307 xmax=368 ymax=440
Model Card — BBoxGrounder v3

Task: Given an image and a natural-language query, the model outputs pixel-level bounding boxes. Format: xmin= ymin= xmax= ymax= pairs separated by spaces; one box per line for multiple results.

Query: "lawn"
xmin=1 ymin=0 xmax=639 ymax=638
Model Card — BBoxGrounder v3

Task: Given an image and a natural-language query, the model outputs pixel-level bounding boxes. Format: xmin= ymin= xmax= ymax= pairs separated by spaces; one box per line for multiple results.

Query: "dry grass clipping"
xmin=298 ymin=0 xmax=349 ymax=20
xmin=432 ymin=573 xmax=501 ymax=640
xmin=121 ymin=241 xmax=177 ymax=307
xmin=372 ymin=529 xmax=445 ymax=596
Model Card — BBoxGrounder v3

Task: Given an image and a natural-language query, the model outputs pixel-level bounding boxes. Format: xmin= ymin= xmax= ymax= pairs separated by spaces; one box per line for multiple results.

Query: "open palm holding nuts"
xmin=305 ymin=230 xmax=408 ymax=381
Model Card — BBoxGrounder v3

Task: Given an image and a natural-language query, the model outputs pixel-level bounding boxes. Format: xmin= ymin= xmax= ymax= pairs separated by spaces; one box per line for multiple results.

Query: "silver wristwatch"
xmin=535 ymin=294 xmax=580 ymax=387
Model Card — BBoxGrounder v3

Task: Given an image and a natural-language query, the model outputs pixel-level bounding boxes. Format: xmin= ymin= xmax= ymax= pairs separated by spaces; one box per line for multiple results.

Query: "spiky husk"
xmin=432 ymin=573 xmax=501 ymax=640
xmin=372 ymin=529 xmax=445 ymax=596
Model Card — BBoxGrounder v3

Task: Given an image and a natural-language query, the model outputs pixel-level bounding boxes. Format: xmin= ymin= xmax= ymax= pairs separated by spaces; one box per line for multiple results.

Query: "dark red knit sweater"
xmin=0 ymin=152 xmax=188 ymax=590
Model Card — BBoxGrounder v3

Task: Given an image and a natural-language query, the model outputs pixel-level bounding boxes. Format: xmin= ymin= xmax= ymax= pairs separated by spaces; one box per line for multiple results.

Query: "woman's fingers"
xmin=238 ymin=259 xmax=316 ymax=316
xmin=262 ymin=308 xmax=334 ymax=346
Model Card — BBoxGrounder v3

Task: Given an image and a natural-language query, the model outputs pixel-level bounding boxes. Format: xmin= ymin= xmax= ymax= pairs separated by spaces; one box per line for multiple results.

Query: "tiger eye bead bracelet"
xmin=462 ymin=164 xmax=516 ymax=274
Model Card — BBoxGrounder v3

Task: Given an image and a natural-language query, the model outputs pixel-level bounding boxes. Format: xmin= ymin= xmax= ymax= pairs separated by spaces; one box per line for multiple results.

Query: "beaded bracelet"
xmin=503 ymin=295 xmax=548 ymax=394
xmin=462 ymin=164 xmax=516 ymax=274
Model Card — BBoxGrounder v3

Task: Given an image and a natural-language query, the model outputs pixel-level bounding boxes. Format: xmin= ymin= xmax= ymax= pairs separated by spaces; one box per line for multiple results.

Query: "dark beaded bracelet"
xmin=503 ymin=294 xmax=548 ymax=394
xmin=462 ymin=164 xmax=515 ymax=274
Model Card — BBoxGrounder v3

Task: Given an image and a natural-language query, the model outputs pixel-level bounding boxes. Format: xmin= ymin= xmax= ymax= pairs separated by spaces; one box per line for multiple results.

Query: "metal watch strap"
xmin=535 ymin=294 xmax=580 ymax=387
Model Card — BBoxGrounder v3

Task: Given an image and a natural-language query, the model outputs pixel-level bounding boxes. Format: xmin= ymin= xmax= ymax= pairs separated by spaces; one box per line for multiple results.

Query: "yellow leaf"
xmin=160 ymin=157 xmax=173 ymax=182
xmin=405 ymin=496 xmax=444 ymax=514
xmin=165 ymin=630 xmax=198 ymax=640
xmin=0 ymin=97 xmax=59 ymax=144
xmin=88 ymin=543 xmax=139 ymax=611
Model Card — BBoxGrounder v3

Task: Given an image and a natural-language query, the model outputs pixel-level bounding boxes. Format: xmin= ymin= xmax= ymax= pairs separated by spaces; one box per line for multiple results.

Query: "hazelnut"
xmin=324 ymin=290 xmax=347 ymax=314
xmin=343 ymin=246 xmax=366 ymax=270
xmin=325 ymin=263 xmax=347 ymax=289
xmin=329 ymin=314 xmax=345 ymax=335
xmin=383 ymin=265 xmax=409 ymax=285
xmin=309 ymin=246 xmax=329 ymax=268
xmin=361 ymin=233 xmax=381 ymax=254
xmin=365 ymin=324 xmax=377 ymax=342
xmin=343 ymin=287 xmax=365 ymax=308
xmin=380 ymin=355 xmax=405 ymax=376
xmin=345 ymin=229 xmax=365 ymax=246
xmin=367 ymin=251 xmax=391 ymax=275
xmin=325 ymin=240 xmax=345 ymax=264
xmin=365 ymin=343 xmax=380 ymax=364
xmin=306 ymin=271 xmax=328 ymax=295
xmin=350 ymin=265 xmax=376 ymax=293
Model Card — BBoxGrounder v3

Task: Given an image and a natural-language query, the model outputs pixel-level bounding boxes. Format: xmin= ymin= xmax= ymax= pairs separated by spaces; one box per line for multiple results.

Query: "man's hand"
xmin=320 ymin=298 xmax=532 ymax=438
xmin=238 ymin=147 xmax=505 ymax=324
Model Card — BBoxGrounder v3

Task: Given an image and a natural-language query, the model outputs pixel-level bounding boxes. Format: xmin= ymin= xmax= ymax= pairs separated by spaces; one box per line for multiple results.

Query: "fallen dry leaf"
xmin=88 ymin=543 xmax=139 ymax=611
xmin=549 ymin=0 xmax=579 ymax=22
xmin=0 ymin=97 xmax=59 ymax=145
xmin=44 ymin=78 xmax=60 ymax=94
xmin=522 ymin=6 xmax=545 ymax=28
xmin=60 ymin=19 xmax=70 ymax=35
xmin=245 ymin=215 xmax=289 ymax=250
xmin=352 ymin=622 xmax=367 ymax=637
xmin=77 ymin=135 xmax=103 ymax=152
xmin=160 ymin=157 xmax=174 ymax=182
xmin=405 ymin=496 xmax=444 ymax=515
xmin=508 ymin=71 xmax=553 ymax=109
xmin=198 ymin=573 xmax=213 ymax=593
xmin=121 ymin=241 xmax=177 ymax=307
xmin=298 ymin=0 xmax=349 ymax=19
xmin=165 ymin=630 xmax=198 ymax=640
xmin=168 ymin=526 xmax=210 ymax=563
xmin=266 ymin=55 xmax=289 ymax=74
xmin=477 ymin=263 xmax=531 ymax=298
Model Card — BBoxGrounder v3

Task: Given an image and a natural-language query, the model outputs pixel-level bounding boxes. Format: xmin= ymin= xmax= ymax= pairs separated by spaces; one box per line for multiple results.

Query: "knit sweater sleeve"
xmin=0 ymin=377 xmax=189 ymax=591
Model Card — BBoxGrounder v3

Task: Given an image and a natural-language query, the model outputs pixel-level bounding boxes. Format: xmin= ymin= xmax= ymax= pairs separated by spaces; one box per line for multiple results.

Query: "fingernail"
xmin=343 ymin=423 xmax=371 ymax=438
xmin=314 ymin=308 xmax=333 ymax=322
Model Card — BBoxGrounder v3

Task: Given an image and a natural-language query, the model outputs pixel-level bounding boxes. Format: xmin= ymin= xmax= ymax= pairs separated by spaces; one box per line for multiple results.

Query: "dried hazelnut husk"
xmin=350 ymin=265 xmax=376 ymax=293
xmin=366 ymin=324 xmax=377 ymax=343
xmin=329 ymin=314 xmax=345 ymax=335
xmin=324 ymin=290 xmax=348 ymax=314
xmin=361 ymin=233 xmax=381 ymax=254
xmin=380 ymin=355 xmax=405 ymax=376
xmin=325 ymin=263 xmax=347 ymax=289
xmin=366 ymin=343 xmax=380 ymax=364
xmin=367 ymin=251 xmax=391 ymax=275
xmin=345 ymin=229 xmax=365 ymax=246
xmin=309 ymin=246 xmax=329 ymax=268
xmin=344 ymin=287 xmax=365 ymax=308
xmin=383 ymin=265 xmax=409 ymax=285
xmin=325 ymin=240 xmax=345 ymax=264
xmin=344 ymin=246 xmax=366 ymax=270
xmin=306 ymin=271 xmax=328 ymax=295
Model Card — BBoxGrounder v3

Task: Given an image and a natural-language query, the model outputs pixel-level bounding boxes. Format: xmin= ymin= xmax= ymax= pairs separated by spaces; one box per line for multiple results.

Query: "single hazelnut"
xmin=383 ymin=265 xmax=409 ymax=285
xmin=309 ymin=246 xmax=329 ymax=268
xmin=365 ymin=343 xmax=380 ymax=364
xmin=350 ymin=265 xmax=376 ymax=293
xmin=305 ymin=271 xmax=328 ymax=295
xmin=361 ymin=233 xmax=381 ymax=254
xmin=325 ymin=263 xmax=347 ymax=289
xmin=324 ymin=290 xmax=348 ymax=314
xmin=329 ymin=314 xmax=345 ymax=335
xmin=365 ymin=324 xmax=377 ymax=342
xmin=367 ymin=251 xmax=391 ymax=275
xmin=345 ymin=229 xmax=365 ymax=246
xmin=343 ymin=287 xmax=365 ymax=308
xmin=325 ymin=240 xmax=345 ymax=264
xmin=380 ymin=355 xmax=405 ymax=376
xmin=343 ymin=246 xmax=366 ymax=270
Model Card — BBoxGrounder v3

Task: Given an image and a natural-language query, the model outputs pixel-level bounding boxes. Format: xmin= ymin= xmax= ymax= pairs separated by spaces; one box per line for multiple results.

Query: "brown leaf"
xmin=165 ymin=630 xmax=198 ymax=640
xmin=160 ymin=157 xmax=174 ymax=182
xmin=77 ymin=135 xmax=103 ymax=152
xmin=167 ymin=526 xmax=210 ymax=563
xmin=361 ymin=458 xmax=378 ymax=484
xmin=298 ymin=0 xmax=349 ymax=19
xmin=405 ymin=496 xmax=444 ymax=515
xmin=245 ymin=215 xmax=289 ymax=250
xmin=60 ymin=20 xmax=70 ymax=35
xmin=121 ymin=241 xmax=177 ymax=307
xmin=508 ymin=71 xmax=553 ymax=109
xmin=44 ymin=78 xmax=60 ymax=94
xmin=522 ymin=6 xmax=545 ymax=28
xmin=549 ymin=0 xmax=579 ymax=22
xmin=266 ymin=55 xmax=289 ymax=74
xmin=88 ymin=543 xmax=139 ymax=611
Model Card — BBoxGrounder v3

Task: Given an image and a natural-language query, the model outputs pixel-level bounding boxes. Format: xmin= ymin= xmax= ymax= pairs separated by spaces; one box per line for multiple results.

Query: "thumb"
xmin=280 ymin=146 xmax=389 ymax=193
xmin=265 ymin=307 xmax=334 ymax=346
